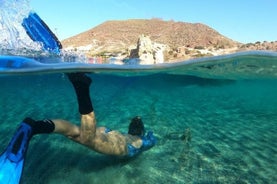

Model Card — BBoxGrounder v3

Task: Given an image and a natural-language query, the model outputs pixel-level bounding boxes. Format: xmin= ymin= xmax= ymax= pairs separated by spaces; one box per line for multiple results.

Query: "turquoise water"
xmin=0 ymin=71 xmax=276 ymax=183
xmin=1 ymin=1 xmax=276 ymax=183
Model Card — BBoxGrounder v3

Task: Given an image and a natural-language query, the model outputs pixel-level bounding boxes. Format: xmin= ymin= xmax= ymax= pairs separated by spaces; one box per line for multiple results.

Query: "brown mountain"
xmin=61 ymin=19 xmax=238 ymax=55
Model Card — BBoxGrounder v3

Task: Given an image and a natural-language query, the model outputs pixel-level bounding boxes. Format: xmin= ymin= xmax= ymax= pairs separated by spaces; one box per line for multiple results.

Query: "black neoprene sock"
xmin=23 ymin=117 xmax=55 ymax=136
xmin=67 ymin=73 xmax=93 ymax=115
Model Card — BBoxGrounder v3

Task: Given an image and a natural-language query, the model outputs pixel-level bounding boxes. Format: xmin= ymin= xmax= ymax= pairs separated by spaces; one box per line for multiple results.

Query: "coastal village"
xmin=62 ymin=19 xmax=277 ymax=65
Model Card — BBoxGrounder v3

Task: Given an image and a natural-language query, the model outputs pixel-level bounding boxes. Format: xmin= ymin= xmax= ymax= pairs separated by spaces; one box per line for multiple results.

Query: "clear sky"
xmin=30 ymin=0 xmax=277 ymax=43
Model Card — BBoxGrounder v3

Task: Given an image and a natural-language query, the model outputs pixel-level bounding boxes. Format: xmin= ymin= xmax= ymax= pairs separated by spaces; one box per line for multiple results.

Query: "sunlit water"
xmin=0 ymin=71 xmax=277 ymax=184
xmin=1 ymin=0 xmax=277 ymax=183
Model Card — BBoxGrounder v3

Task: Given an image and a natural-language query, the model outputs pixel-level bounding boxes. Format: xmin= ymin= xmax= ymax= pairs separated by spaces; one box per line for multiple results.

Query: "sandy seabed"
xmin=0 ymin=74 xmax=276 ymax=184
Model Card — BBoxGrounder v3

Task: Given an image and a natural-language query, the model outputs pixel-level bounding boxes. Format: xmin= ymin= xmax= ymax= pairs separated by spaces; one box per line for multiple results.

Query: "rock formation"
xmin=129 ymin=35 xmax=168 ymax=64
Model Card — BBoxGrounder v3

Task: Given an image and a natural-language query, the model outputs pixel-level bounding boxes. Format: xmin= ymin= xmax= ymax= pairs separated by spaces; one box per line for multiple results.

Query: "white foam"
xmin=0 ymin=0 xmax=41 ymax=50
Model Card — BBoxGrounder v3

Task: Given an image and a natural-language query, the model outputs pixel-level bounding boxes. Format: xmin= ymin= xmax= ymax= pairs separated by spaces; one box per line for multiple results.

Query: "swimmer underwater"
xmin=24 ymin=73 xmax=156 ymax=157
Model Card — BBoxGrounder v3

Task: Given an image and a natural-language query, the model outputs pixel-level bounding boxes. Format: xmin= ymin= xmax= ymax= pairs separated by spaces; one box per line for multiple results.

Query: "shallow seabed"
xmin=0 ymin=73 xmax=276 ymax=184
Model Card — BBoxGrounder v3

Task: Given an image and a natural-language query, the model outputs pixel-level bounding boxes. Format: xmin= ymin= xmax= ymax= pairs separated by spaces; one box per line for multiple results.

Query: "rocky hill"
xmin=61 ymin=19 xmax=276 ymax=63
xmin=62 ymin=19 xmax=237 ymax=53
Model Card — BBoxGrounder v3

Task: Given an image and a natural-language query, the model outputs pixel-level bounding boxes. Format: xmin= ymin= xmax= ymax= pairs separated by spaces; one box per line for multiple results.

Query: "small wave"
xmin=1 ymin=51 xmax=277 ymax=80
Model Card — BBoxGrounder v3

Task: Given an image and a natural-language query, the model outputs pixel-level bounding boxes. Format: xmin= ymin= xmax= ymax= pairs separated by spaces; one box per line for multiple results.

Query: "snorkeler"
xmin=24 ymin=73 xmax=156 ymax=157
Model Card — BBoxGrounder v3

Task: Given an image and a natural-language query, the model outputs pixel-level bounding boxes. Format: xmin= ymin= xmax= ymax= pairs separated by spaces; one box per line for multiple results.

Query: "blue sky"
xmin=30 ymin=0 xmax=277 ymax=43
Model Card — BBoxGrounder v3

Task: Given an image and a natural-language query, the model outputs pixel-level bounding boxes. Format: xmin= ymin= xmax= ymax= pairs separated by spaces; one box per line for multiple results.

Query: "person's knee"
xmin=79 ymin=136 xmax=91 ymax=145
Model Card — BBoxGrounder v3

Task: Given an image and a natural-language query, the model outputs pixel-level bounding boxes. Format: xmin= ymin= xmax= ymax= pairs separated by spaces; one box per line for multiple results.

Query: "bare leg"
xmin=67 ymin=73 xmax=97 ymax=144
xmin=50 ymin=113 xmax=96 ymax=145
xmin=79 ymin=112 xmax=97 ymax=144
xmin=24 ymin=73 xmax=95 ymax=140
xmin=51 ymin=112 xmax=97 ymax=144
xmin=52 ymin=119 xmax=80 ymax=140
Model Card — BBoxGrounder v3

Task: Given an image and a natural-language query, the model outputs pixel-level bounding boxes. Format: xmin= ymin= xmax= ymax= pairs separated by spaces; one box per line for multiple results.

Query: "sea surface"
xmin=0 ymin=54 xmax=277 ymax=183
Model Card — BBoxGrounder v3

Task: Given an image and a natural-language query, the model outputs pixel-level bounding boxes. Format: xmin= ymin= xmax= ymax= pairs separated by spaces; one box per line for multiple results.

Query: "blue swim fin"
xmin=22 ymin=12 xmax=62 ymax=54
xmin=0 ymin=119 xmax=33 ymax=184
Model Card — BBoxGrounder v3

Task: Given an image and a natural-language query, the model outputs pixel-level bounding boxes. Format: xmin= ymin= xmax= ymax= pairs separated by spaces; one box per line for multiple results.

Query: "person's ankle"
xmin=23 ymin=118 xmax=55 ymax=135
xmin=67 ymin=73 xmax=92 ymax=86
